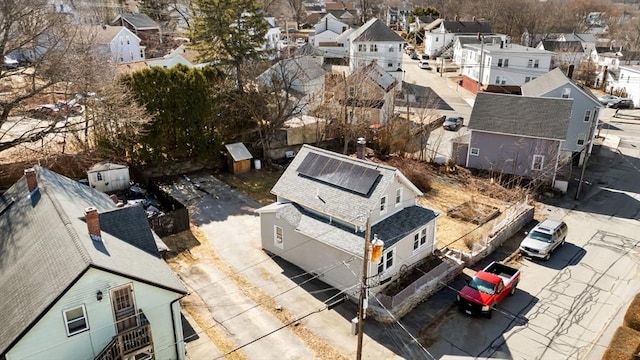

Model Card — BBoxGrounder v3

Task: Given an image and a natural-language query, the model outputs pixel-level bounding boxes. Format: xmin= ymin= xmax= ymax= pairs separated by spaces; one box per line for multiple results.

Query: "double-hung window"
xmin=63 ymin=305 xmax=89 ymax=336
xmin=377 ymin=249 xmax=395 ymax=273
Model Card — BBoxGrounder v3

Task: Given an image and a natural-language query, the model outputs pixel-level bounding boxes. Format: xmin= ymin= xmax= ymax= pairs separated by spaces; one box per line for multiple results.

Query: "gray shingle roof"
xmin=442 ymin=21 xmax=492 ymax=34
xmin=351 ymin=18 xmax=404 ymax=43
xmin=114 ymin=13 xmax=160 ymax=30
xmin=270 ymin=145 xmax=419 ymax=228
xmin=539 ymin=40 xmax=584 ymax=52
xmin=359 ymin=61 xmax=397 ymax=91
xmin=468 ymin=93 xmax=572 ymax=140
xmin=520 ymin=68 xmax=601 ymax=105
xmin=225 ymin=142 xmax=253 ymax=161
xmin=0 ymin=166 xmax=186 ymax=355
xmin=275 ymin=203 xmax=437 ymax=256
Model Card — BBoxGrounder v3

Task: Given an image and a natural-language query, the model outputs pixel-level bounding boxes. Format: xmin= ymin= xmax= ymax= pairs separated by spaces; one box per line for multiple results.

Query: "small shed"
xmin=87 ymin=162 xmax=130 ymax=193
xmin=225 ymin=142 xmax=253 ymax=174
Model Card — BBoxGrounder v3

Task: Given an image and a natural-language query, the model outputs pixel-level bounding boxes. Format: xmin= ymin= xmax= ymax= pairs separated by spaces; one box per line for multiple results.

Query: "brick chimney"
xmin=24 ymin=168 xmax=37 ymax=192
xmin=85 ymin=207 xmax=101 ymax=239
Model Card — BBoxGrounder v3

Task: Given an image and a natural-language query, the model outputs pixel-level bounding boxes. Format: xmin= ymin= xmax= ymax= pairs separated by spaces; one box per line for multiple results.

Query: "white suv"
xmin=519 ymin=219 xmax=568 ymax=261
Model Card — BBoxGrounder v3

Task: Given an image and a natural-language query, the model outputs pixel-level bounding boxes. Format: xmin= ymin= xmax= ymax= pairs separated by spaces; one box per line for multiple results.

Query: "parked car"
xmin=598 ymin=95 xmax=620 ymax=105
xmin=29 ymin=104 xmax=60 ymax=119
xmin=457 ymin=262 xmax=520 ymax=318
xmin=410 ymin=52 xmax=419 ymax=60
xmin=418 ymin=60 xmax=431 ymax=70
xmin=607 ymin=98 xmax=634 ymax=109
xmin=404 ymin=45 xmax=415 ymax=54
xmin=519 ymin=219 xmax=568 ymax=261
xmin=443 ymin=116 xmax=464 ymax=131
xmin=3 ymin=56 xmax=18 ymax=69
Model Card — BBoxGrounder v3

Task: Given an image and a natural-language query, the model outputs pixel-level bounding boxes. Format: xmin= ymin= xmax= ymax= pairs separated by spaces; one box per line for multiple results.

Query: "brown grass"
xmin=603 ymin=326 xmax=640 ymax=360
xmin=624 ymin=293 xmax=640 ymax=331
xmin=214 ymin=167 xmax=282 ymax=205
xmin=164 ymin=226 xmax=347 ymax=359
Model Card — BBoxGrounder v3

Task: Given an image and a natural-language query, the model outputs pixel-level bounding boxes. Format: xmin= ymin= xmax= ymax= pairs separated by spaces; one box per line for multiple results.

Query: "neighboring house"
xmin=459 ymin=40 xmax=554 ymax=94
xmin=349 ymin=18 xmax=405 ymax=87
xmin=452 ymin=34 xmax=505 ymax=67
xmin=87 ymin=162 xmax=131 ymax=193
xmin=385 ymin=6 xmax=412 ymax=31
xmin=423 ymin=19 xmax=492 ymax=58
xmin=86 ymin=25 xmax=145 ymax=64
xmin=590 ymin=46 xmax=622 ymax=71
xmin=609 ymin=65 xmax=640 ymax=107
xmin=263 ymin=16 xmax=282 ymax=58
xmin=0 ymin=166 xmax=188 ymax=360
xmin=536 ymin=40 xmax=584 ymax=72
xmin=464 ymin=93 xmax=572 ymax=192
xmin=594 ymin=67 xmax=619 ymax=93
xmin=409 ymin=15 xmax=439 ymax=33
xmin=310 ymin=14 xmax=350 ymax=59
xmin=550 ymin=33 xmax=597 ymax=60
xmin=330 ymin=61 xmax=398 ymax=125
xmin=115 ymin=44 xmax=204 ymax=74
xmin=257 ymin=55 xmax=327 ymax=111
xmin=521 ymin=67 xmax=602 ymax=163
xmin=256 ymin=144 xmax=439 ymax=299
xmin=112 ymin=13 xmax=162 ymax=52
xmin=325 ymin=1 xmax=358 ymax=26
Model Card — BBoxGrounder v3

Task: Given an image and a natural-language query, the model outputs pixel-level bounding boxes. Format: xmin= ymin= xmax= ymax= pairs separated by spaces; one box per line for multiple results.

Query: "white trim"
xmin=412 ymin=227 xmax=428 ymax=254
xmin=377 ymin=248 xmax=395 ymax=273
xmin=379 ymin=195 xmax=388 ymax=215
xmin=63 ymin=305 xmax=89 ymax=336
xmin=274 ymin=225 xmax=284 ymax=249
xmin=532 ymin=154 xmax=544 ymax=170
xmin=395 ymin=188 xmax=402 ymax=207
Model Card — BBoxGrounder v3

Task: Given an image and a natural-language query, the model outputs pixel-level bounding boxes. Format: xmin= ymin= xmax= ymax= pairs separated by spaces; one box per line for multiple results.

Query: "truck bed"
xmin=483 ymin=262 xmax=519 ymax=286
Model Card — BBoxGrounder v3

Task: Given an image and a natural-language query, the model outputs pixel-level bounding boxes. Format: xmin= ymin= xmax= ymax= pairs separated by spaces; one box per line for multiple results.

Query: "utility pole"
xmin=575 ymin=108 xmax=598 ymax=200
xmin=356 ymin=218 xmax=371 ymax=360
xmin=477 ymin=35 xmax=485 ymax=93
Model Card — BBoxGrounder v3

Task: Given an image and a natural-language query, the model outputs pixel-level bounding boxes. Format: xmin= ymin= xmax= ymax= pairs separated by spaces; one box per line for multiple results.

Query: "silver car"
xmin=519 ymin=219 xmax=568 ymax=261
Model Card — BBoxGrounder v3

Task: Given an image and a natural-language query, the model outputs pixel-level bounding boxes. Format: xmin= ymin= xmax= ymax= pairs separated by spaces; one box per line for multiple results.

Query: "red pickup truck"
xmin=456 ymin=262 xmax=520 ymax=318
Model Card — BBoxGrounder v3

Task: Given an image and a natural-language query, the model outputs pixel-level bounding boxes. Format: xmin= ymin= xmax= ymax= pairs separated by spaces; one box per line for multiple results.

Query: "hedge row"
xmin=603 ymin=294 xmax=640 ymax=360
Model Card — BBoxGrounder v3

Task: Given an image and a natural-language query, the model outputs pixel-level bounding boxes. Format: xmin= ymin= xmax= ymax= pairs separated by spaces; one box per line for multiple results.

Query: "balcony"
xmin=95 ymin=310 xmax=153 ymax=360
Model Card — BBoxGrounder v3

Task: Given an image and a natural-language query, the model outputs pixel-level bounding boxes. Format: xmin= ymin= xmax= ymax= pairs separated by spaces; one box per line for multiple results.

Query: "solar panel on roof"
xmin=296 ymin=153 xmax=380 ymax=195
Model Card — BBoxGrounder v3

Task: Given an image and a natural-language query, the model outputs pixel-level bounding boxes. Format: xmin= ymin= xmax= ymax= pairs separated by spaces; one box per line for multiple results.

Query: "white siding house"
xmin=256 ymin=145 xmax=439 ymax=301
xmin=459 ymin=41 xmax=554 ymax=94
xmin=423 ymin=19 xmax=492 ymax=58
xmin=349 ymin=18 xmax=405 ymax=89
xmin=311 ymin=14 xmax=350 ymax=59
xmin=612 ymin=65 xmax=640 ymax=107
xmin=86 ymin=25 xmax=145 ymax=64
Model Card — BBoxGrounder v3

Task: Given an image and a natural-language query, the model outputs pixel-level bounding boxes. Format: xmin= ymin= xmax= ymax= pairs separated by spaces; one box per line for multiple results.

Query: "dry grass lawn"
xmin=603 ymin=326 xmax=640 ymax=360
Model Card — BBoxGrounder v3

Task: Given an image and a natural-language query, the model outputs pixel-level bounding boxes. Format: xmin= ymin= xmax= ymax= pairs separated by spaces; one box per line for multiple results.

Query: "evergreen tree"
xmin=190 ymin=0 xmax=269 ymax=92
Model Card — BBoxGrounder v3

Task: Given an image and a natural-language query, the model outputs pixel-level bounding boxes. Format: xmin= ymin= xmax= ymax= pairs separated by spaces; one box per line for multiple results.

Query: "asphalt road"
xmin=418 ymin=109 xmax=640 ymax=359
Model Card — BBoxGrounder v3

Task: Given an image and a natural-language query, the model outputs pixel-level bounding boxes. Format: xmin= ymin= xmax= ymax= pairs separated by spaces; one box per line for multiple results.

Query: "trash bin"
xmin=254 ymin=159 xmax=262 ymax=170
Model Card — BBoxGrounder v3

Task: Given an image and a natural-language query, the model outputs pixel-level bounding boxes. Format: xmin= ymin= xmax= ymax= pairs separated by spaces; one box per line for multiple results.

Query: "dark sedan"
xmin=443 ymin=117 xmax=464 ymax=131
xmin=607 ymin=98 xmax=634 ymax=109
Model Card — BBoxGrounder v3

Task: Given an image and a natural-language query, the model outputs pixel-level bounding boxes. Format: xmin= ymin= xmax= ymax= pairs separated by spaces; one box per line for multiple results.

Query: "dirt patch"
xmin=447 ymin=200 xmax=500 ymax=225
xmin=214 ymin=166 xmax=282 ymax=205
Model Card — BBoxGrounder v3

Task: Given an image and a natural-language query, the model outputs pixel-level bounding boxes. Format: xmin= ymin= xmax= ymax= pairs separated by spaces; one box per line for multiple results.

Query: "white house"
xmin=256 ymin=145 xmax=439 ymax=300
xmin=423 ymin=19 xmax=492 ymax=58
xmin=611 ymin=65 xmax=640 ymax=107
xmin=551 ymin=33 xmax=597 ymax=60
xmin=87 ymin=162 xmax=131 ymax=193
xmin=1 ymin=167 xmax=188 ymax=360
xmin=459 ymin=40 xmax=554 ymax=94
xmin=349 ymin=18 xmax=405 ymax=88
xmin=452 ymin=35 xmax=506 ymax=67
xmin=86 ymin=25 xmax=145 ymax=64
xmin=310 ymin=14 xmax=350 ymax=59
xmin=536 ymin=40 xmax=584 ymax=72
xmin=263 ymin=16 xmax=282 ymax=58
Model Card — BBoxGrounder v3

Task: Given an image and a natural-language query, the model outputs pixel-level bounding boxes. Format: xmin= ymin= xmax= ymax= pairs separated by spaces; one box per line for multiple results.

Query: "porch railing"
xmin=94 ymin=310 xmax=152 ymax=360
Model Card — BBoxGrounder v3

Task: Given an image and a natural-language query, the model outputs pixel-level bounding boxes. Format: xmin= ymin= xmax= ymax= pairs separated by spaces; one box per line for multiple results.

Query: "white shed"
xmin=87 ymin=162 xmax=130 ymax=193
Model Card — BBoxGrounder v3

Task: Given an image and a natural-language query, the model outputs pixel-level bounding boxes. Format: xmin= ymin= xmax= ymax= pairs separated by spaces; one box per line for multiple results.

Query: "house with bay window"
xmin=0 ymin=166 xmax=188 ymax=360
xmin=256 ymin=145 xmax=439 ymax=299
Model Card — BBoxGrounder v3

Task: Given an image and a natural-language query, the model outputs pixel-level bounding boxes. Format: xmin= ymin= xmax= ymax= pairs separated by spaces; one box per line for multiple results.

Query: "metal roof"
xmin=225 ymin=142 xmax=253 ymax=161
